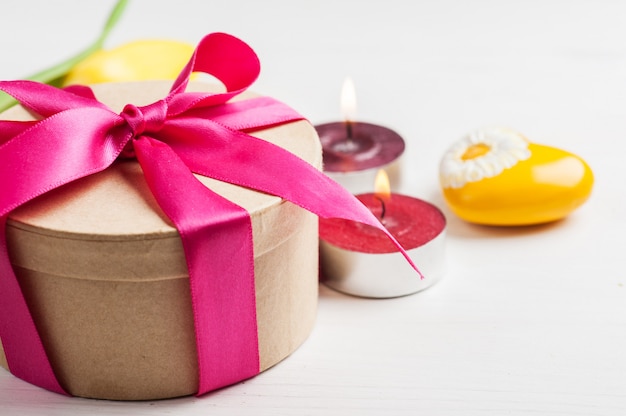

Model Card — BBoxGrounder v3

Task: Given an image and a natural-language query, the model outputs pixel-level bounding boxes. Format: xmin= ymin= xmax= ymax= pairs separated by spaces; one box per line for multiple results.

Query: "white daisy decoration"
xmin=439 ymin=127 xmax=532 ymax=189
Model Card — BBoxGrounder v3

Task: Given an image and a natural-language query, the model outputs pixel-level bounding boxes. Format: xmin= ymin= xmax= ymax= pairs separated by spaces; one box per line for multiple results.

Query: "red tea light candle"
xmin=319 ymin=170 xmax=446 ymax=298
xmin=315 ymin=77 xmax=405 ymax=194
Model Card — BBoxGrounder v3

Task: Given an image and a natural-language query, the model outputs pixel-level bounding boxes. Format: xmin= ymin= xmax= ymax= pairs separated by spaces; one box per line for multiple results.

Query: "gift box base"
xmin=1 ymin=210 xmax=317 ymax=400
xmin=0 ymin=81 xmax=322 ymax=400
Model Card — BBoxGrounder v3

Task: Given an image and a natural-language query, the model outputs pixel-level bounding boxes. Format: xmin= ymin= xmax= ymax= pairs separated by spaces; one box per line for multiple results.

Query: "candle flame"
xmin=374 ymin=169 xmax=391 ymax=200
xmin=340 ymin=76 xmax=357 ymax=122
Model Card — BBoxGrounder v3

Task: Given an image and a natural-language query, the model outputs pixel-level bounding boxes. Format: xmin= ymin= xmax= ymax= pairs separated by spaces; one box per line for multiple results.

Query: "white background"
xmin=1 ymin=1 xmax=625 ymax=414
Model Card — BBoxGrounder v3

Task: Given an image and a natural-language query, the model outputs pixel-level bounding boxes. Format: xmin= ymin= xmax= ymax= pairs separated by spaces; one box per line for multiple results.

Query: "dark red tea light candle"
xmin=319 ymin=171 xmax=446 ymax=298
xmin=315 ymin=77 xmax=405 ymax=194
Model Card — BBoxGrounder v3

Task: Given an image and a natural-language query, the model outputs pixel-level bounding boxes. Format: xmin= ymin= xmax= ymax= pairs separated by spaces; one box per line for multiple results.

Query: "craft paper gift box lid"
xmin=0 ymin=81 xmax=321 ymax=400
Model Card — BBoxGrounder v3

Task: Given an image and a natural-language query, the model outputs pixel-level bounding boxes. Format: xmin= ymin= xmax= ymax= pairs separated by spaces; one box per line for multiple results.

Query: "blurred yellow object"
xmin=63 ymin=39 xmax=194 ymax=86
xmin=439 ymin=127 xmax=594 ymax=226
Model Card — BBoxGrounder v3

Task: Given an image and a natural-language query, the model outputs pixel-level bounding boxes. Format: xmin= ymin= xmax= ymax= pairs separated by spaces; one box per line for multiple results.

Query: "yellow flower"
xmin=63 ymin=39 xmax=195 ymax=86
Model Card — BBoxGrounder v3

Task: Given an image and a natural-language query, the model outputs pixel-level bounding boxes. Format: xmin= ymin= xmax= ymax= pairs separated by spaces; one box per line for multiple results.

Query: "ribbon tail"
xmin=134 ymin=136 xmax=259 ymax=395
xmin=0 ymin=106 xmax=127 ymax=395
xmin=254 ymin=161 xmax=420 ymax=276
xmin=173 ymin=127 xmax=421 ymax=277
xmin=0 ymin=217 xmax=67 ymax=394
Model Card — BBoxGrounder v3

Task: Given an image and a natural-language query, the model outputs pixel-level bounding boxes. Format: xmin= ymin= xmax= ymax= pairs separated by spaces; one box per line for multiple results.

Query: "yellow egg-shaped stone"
xmin=439 ymin=128 xmax=594 ymax=226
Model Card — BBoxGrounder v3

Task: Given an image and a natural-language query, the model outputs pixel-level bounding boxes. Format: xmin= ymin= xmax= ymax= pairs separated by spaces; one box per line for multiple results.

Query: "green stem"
xmin=0 ymin=0 xmax=129 ymax=112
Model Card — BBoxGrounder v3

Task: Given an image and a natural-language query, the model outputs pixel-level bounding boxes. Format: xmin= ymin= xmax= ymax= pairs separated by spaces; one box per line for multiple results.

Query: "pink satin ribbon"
xmin=0 ymin=32 xmax=418 ymax=396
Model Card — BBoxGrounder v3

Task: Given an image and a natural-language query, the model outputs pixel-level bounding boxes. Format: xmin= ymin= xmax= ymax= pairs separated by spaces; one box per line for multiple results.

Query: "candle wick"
xmin=374 ymin=195 xmax=386 ymax=223
xmin=345 ymin=120 xmax=353 ymax=141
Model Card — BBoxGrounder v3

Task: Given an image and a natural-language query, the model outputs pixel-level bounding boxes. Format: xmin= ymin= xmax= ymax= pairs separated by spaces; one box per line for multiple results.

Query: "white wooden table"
xmin=1 ymin=1 xmax=625 ymax=414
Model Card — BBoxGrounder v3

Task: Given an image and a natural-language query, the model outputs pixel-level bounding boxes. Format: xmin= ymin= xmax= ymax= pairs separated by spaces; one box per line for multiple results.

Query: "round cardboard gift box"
xmin=0 ymin=82 xmax=321 ymax=400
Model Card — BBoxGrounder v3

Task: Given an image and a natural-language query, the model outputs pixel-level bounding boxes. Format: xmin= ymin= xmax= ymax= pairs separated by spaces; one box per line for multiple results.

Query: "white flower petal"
xmin=439 ymin=127 xmax=531 ymax=189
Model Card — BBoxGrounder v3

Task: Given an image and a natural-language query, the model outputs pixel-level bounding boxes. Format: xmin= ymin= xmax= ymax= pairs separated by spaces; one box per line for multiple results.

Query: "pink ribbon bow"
xmin=0 ymin=32 xmax=417 ymax=396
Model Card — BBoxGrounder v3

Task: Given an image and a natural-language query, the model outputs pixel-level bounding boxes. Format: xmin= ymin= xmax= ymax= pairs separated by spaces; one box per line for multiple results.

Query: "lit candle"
xmin=319 ymin=170 xmax=446 ymax=298
xmin=315 ymin=77 xmax=405 ymax=194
